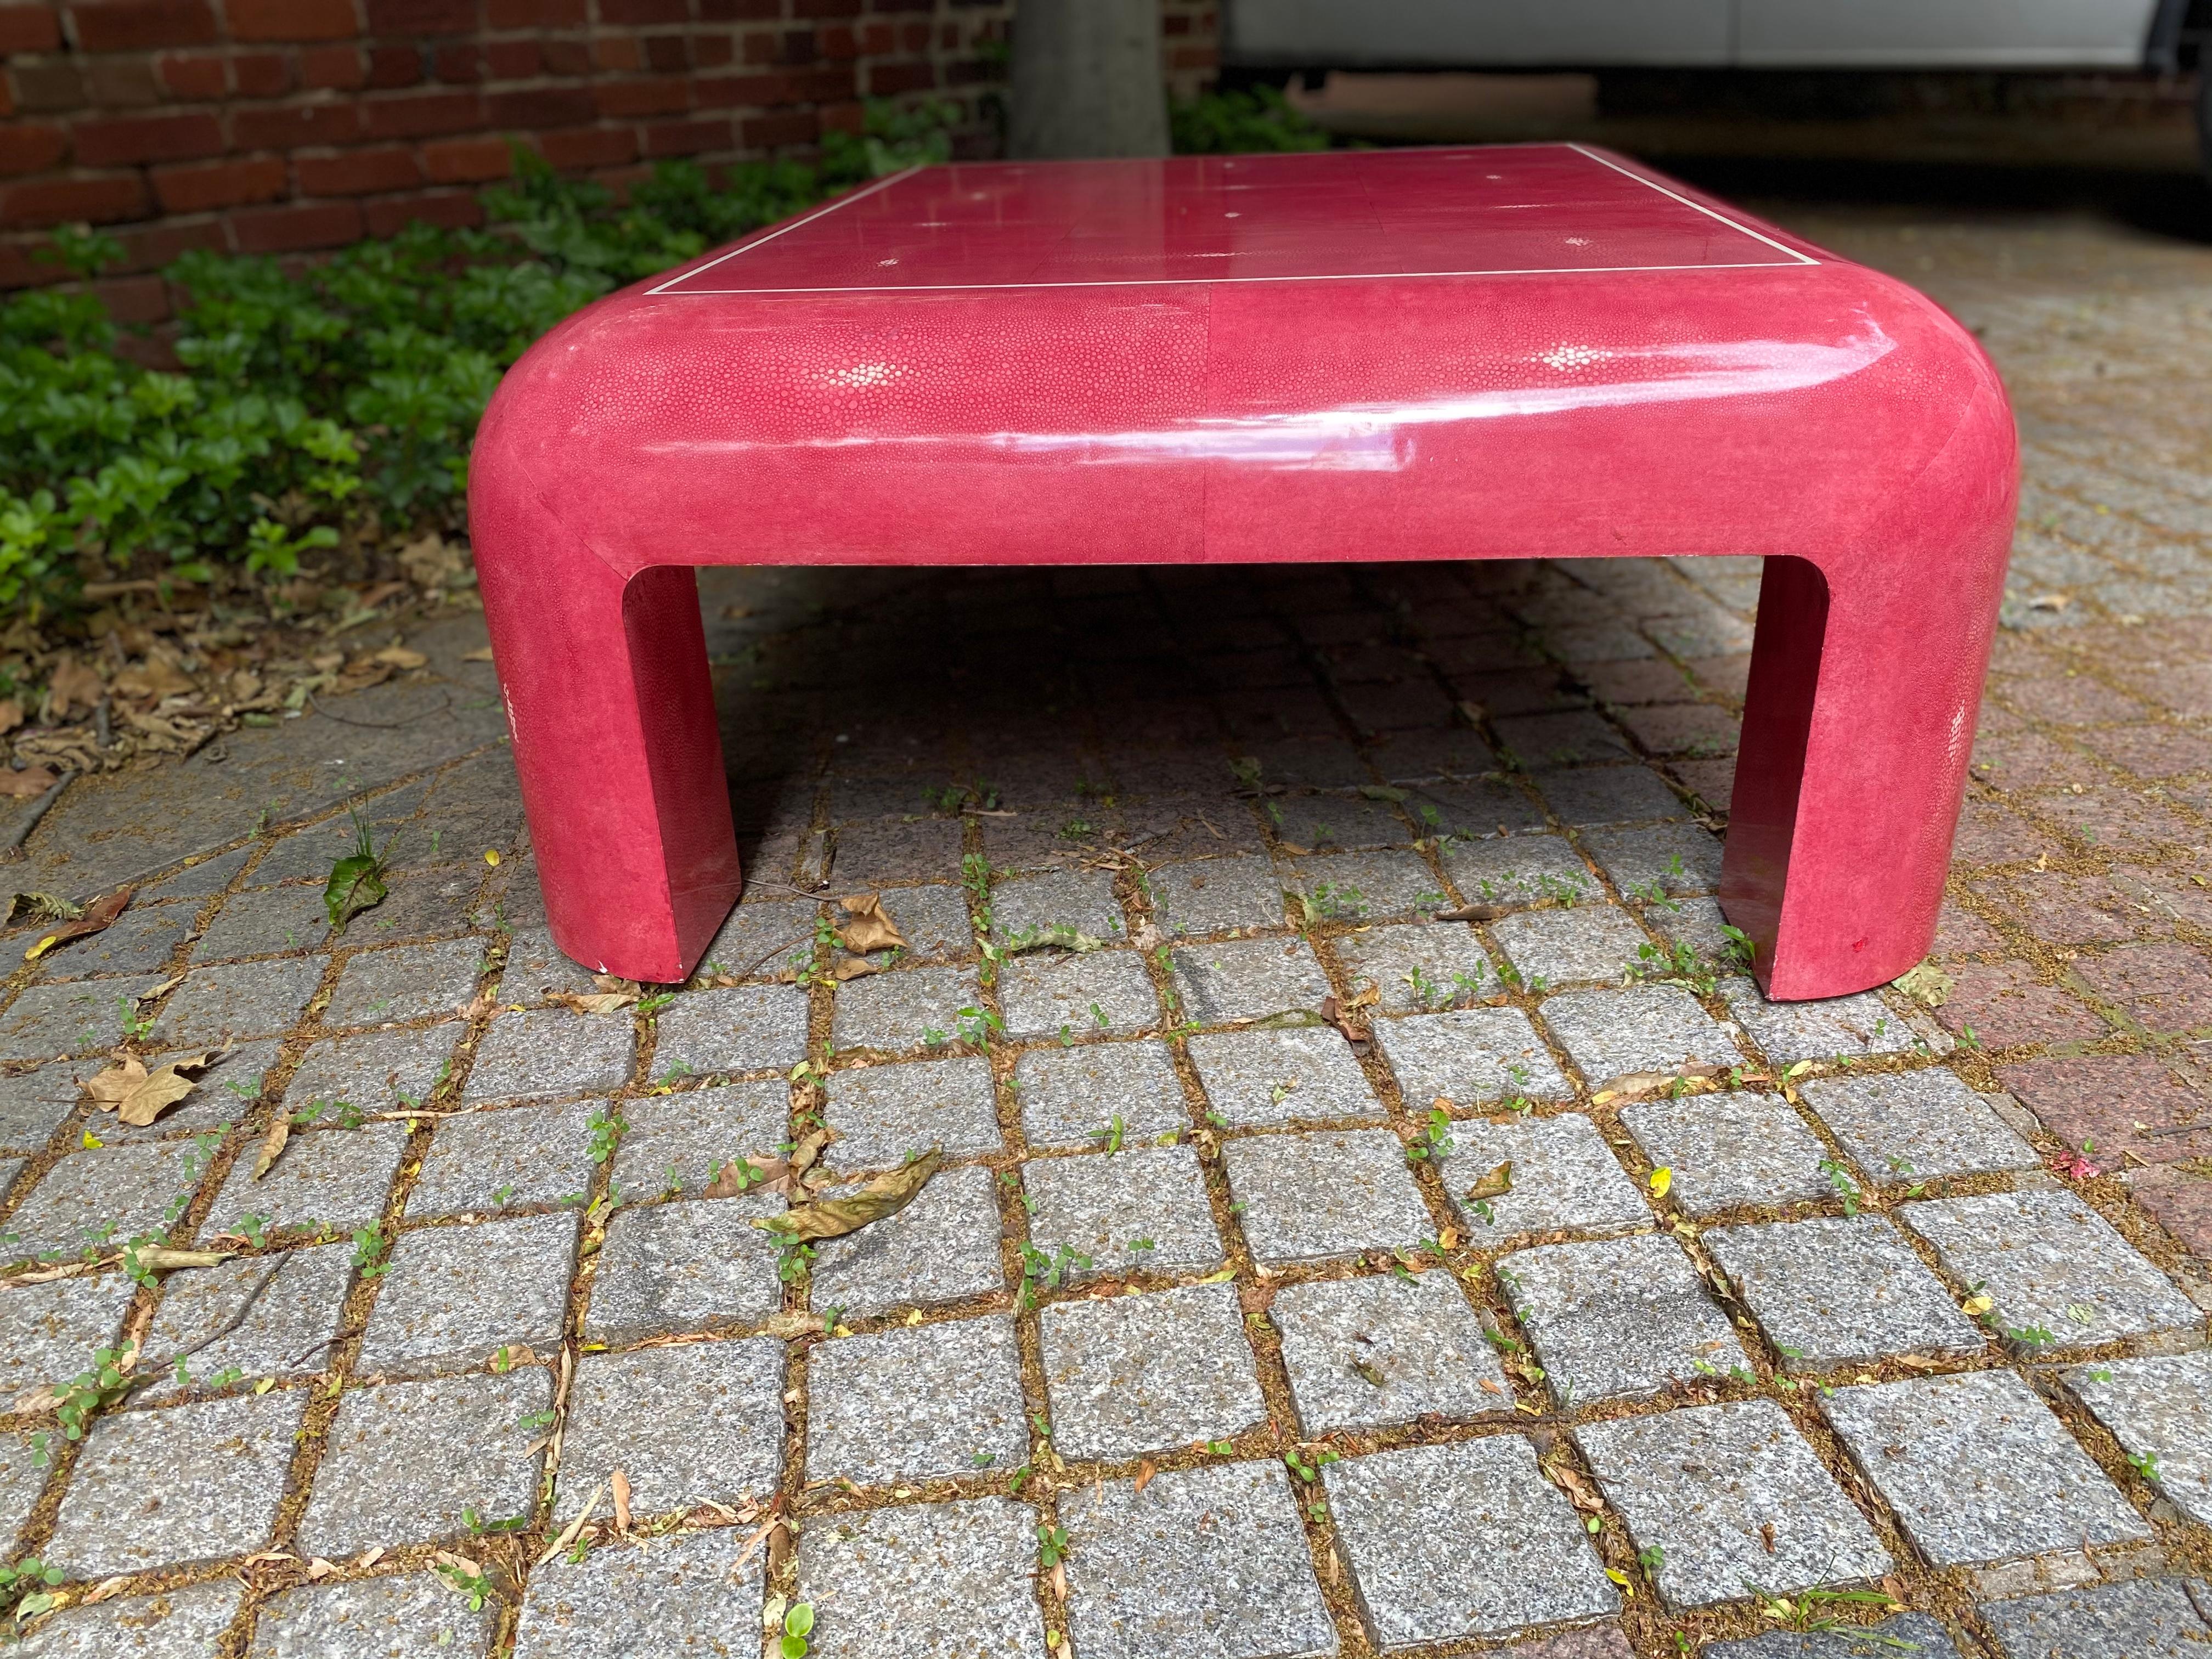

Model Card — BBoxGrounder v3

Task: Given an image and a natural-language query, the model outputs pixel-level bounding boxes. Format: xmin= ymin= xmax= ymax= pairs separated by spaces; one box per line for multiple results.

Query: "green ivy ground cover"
xmin=0 ymin=88 xmax=1326 ymax=636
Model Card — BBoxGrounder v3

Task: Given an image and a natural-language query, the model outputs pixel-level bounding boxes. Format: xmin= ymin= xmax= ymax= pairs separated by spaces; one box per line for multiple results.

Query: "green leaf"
xmin=786 ymin=1603 xmax=815 ymax=1639
xmin=324 ymin=853 xmax=387 ymax=928
xmin=780 ymin=1634 xmax=808 ymax=1659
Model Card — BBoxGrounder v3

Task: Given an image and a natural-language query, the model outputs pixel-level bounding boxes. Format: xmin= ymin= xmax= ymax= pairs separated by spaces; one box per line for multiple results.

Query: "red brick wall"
xmin=0 ymin=1 xmax=1220 ymax=314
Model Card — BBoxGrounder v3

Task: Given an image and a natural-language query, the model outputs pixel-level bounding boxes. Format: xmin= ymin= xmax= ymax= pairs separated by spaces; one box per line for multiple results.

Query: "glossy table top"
xmin=650 ymin=143 xmax=1818 ymax=296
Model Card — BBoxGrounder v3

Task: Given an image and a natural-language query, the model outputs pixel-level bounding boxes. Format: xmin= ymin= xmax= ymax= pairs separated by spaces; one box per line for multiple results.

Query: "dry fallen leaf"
xmin=566 ymin=991 xmax=639 ymax=1015
xmin=836 ymin=892 xmax=906 ymax=955
xmin=1436 ymin=901 xmax=1511 ymax=921
xmin=5 ymin=891 xmax=78 ymax=926
xmin=830 ymin=954 xmax=889 ymax=982
xmin=1592 ymin=1064 xmax=1724 ymax=1104
xmin=0 ymin=700 xmax=21 ymax=736
xmin=371 ymin=645 xmax=428 ymax=671
xmin=44 ymin=653 xmax=105 ymax=719
xmin=757 ymin=1148 xmax=942 ymax=1243
xmin=0 ymin=767 xmax=58 ymax=799
xmin=1463 ymin=1161 xmax=1514 ymax=1203
xmin=611 ymin=1468 xmax=633 ymax=1533
xmin=83 ymin=1576 xmax=132 ymax=1605
xmin=1478 ymin=1376 xmax=1507 ymax=1396
xmin=1648 ymin=1166 xmax=1674 ymax=1199
xmin=1132 ymin=1459 xmax=1156 ymax=1494
xmin=1894 ymin=1353 xmax=1944 ymax=1370
xmin=84 ymin=1051 xmax=215 ymax=1127
xmin=1892 ymin=961 xmax=1954 ymax=1009
xmin=25 ymin=886 xmax=132 ymax=963
xmin=707 ymin=1126 xmax=831 ymax=1200
xmin=251 ymin=1116 xmax=291 ymax=1181
xmin=462 ymin=645 xmax=495 ymax=663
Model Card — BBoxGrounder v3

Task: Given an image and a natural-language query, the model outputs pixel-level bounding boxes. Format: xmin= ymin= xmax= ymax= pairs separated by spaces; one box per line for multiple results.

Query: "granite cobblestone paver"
xmin=2064 ymin=1348 xmax=2212 ymax=1526
xmin=1820 ymin=1370 xmax=2151 ymax=1566
xmin=1618 ymin=1093 xmax=1834 ymax=1215
xmin=1221 ymin=1128 xmax=1435 ymax=1263
xmin=246 ymin=1575 xmax=498 ymax=1658
xmin=44 ymin=1390 xmax=308 ymax=1576
xmin=1013 ymin=1040 xmax=1191 ymax=1146
xmin=1575 ymin=1399 xmax=1890 ymax=1608
xmin=1062 ymin=1462 xmax=1336 ymax=1659
xmin=1499 ymin=1233 xmax=1747 ymax=1405
xmin=804 ymin=1315 xmax=1028 ymax=1486
xmin=7 ymin=198 xmax=2212 ymax=1658
xmin=510 ymin=1522 xmax=762 ymax=1657
xmin=1271 ymin=1271 xmax=1512 ymax=1432
xmin=1436 ymin=1111 xmax=1652 ymax=1242
xmin=1323 ymin=1437 xmax=1619 ymax=1646
xmin=1040 ymin=1283 xmax=1266 ymax=1460
xmin=300 ymin=1370 xmax=554 ymax=1557
xmin=797 ymin=1497 xmax=1047 ymax=1659
xmin=1024 ymin=1144 xmax=1224 ymax=1277
xmin=1899 ymin=1188 xmax=2202 ymax=1349
xmin=554 ymin=1337 xmax=786 ymax=1521
xmin=1797 ymin=1070 xmax=2040 ymax=1184
xmin=1706 ymin=1216 xmax=1987 ymax=1371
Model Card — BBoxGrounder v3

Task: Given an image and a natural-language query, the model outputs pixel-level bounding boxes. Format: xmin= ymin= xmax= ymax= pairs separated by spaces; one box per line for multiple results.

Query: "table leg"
xmin=1724 ymin=545 xmax=2004 ymax=1001
xmin=473 ymin=492 xmax=741 ymax=984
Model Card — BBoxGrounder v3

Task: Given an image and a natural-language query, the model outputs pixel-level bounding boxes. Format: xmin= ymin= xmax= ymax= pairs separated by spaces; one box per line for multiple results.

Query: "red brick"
xmin=485 ymin=0 xmax=582 ymax=20
xmin=361 ymin=184 xmax=478 ymax=235
xmin=739 ymin=29 xmax=775 ymax=63
xmin=777 ymin=28 xmax=816 ymax=63
xmin=536 ymin=122 xmax=634 ymax=168
xmin=1951 ymin=795 xmax=2059 ymax=866
xmin=0 ymin=80 xmax=12 ymax=117
xmin=538 ymin=36 xmax=586 ymax=73
xmin=363 ymin=0 xmax=475 ymax=31
xmin=150 ymin=154 xmax=286 ymax=211
xmin=702 ymin=0 xmax=778 ymax=17
xmin=70 ymin=0 xmax=216 ymax=50
xmin=228 ymin=198 xmax=363 ymax=252
xmin=1 ymin=170 xmax=148 ymax=228
xmin=696 ymin=71 xmax=789 ymax=108
xmin=84 ymin=53 xmax=160 ymax=105
xmin=2002 ymin=1052 xmax=2212 ymax=1167
xmin=590 ymin=35 xmax=641 ymax=70
xmin=360 ymin=87 xmax=481 ymax=138
xmin=117 ymin=213 xmax=224 ymax=267
xmin=641 ymin=114 xmax=730 ymax=156
xmin=419 ymin=134 xmax=509 ymax=182
xmin=1936 ymin=960 xmax=2106 ymax=1050
xmin=73 ymin=109 xmax=223 ymax=165
xmin=2129 ymin=1164 xmax=2212 ymax=1256
xmin=741 ymin=109 xmax=815 ymax=147
xmin=896 ymin=20 xmax=926 ymax=49
xmin=228 ymin=0 xmax=357 ymax=41
xmin=2077 ymin=942 xmax=2212 ymax=1032
xmin=365 ymin=44 xmax=421 ymax=85
xmin=484 ymin=84 xmax=592 ymax=126
xmin=481 ymin=38 xmax=537 ymax=76
xmin=594 ymin=77 xmax=689 ymax=118
xmin=300 ymin=44 xmax=367 ymax=88
xmin=91 ymin=270 xmax=168 ymax=323
xmin=10 ymin=61 xmax=84 ymax=111
xmin=230 ymin=52 xmax=294 ymax=96
xmin=793 ymin=0 xmax=860 ymax=15
xmin=232 ymin=100 xmax=364 ymax=148
xmin=643 ymin=33 xmax=687 ymax=70
xmin=296 ymin=144 xmax=421 ymax=194
xmin=692 ymin=32 xmax=731 ymax=67
xmin=155 ymin=50 xmax=228 ymax=98
xmin=0 ymin=7 xmax=62 ymax=52
xmin=432 ymin=41 xmax=482 ymax=79
xmin=0 ymin=122 xmax=66 ymax=178
xmin=815 ymin=97 xmax=861 ymax=134
xmin=600 ymin=0 xmax=686 ymax=19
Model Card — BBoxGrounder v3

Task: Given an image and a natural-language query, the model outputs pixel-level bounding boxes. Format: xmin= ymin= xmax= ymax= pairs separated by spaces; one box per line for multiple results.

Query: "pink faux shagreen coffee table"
xmin=470 ymin=143 xmax=2016 ymax=999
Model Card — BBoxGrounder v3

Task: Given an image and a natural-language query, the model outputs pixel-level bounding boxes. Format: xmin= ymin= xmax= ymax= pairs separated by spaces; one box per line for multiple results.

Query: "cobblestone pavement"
xmin=7 ymin=196 xmax=2212 ymax=1658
